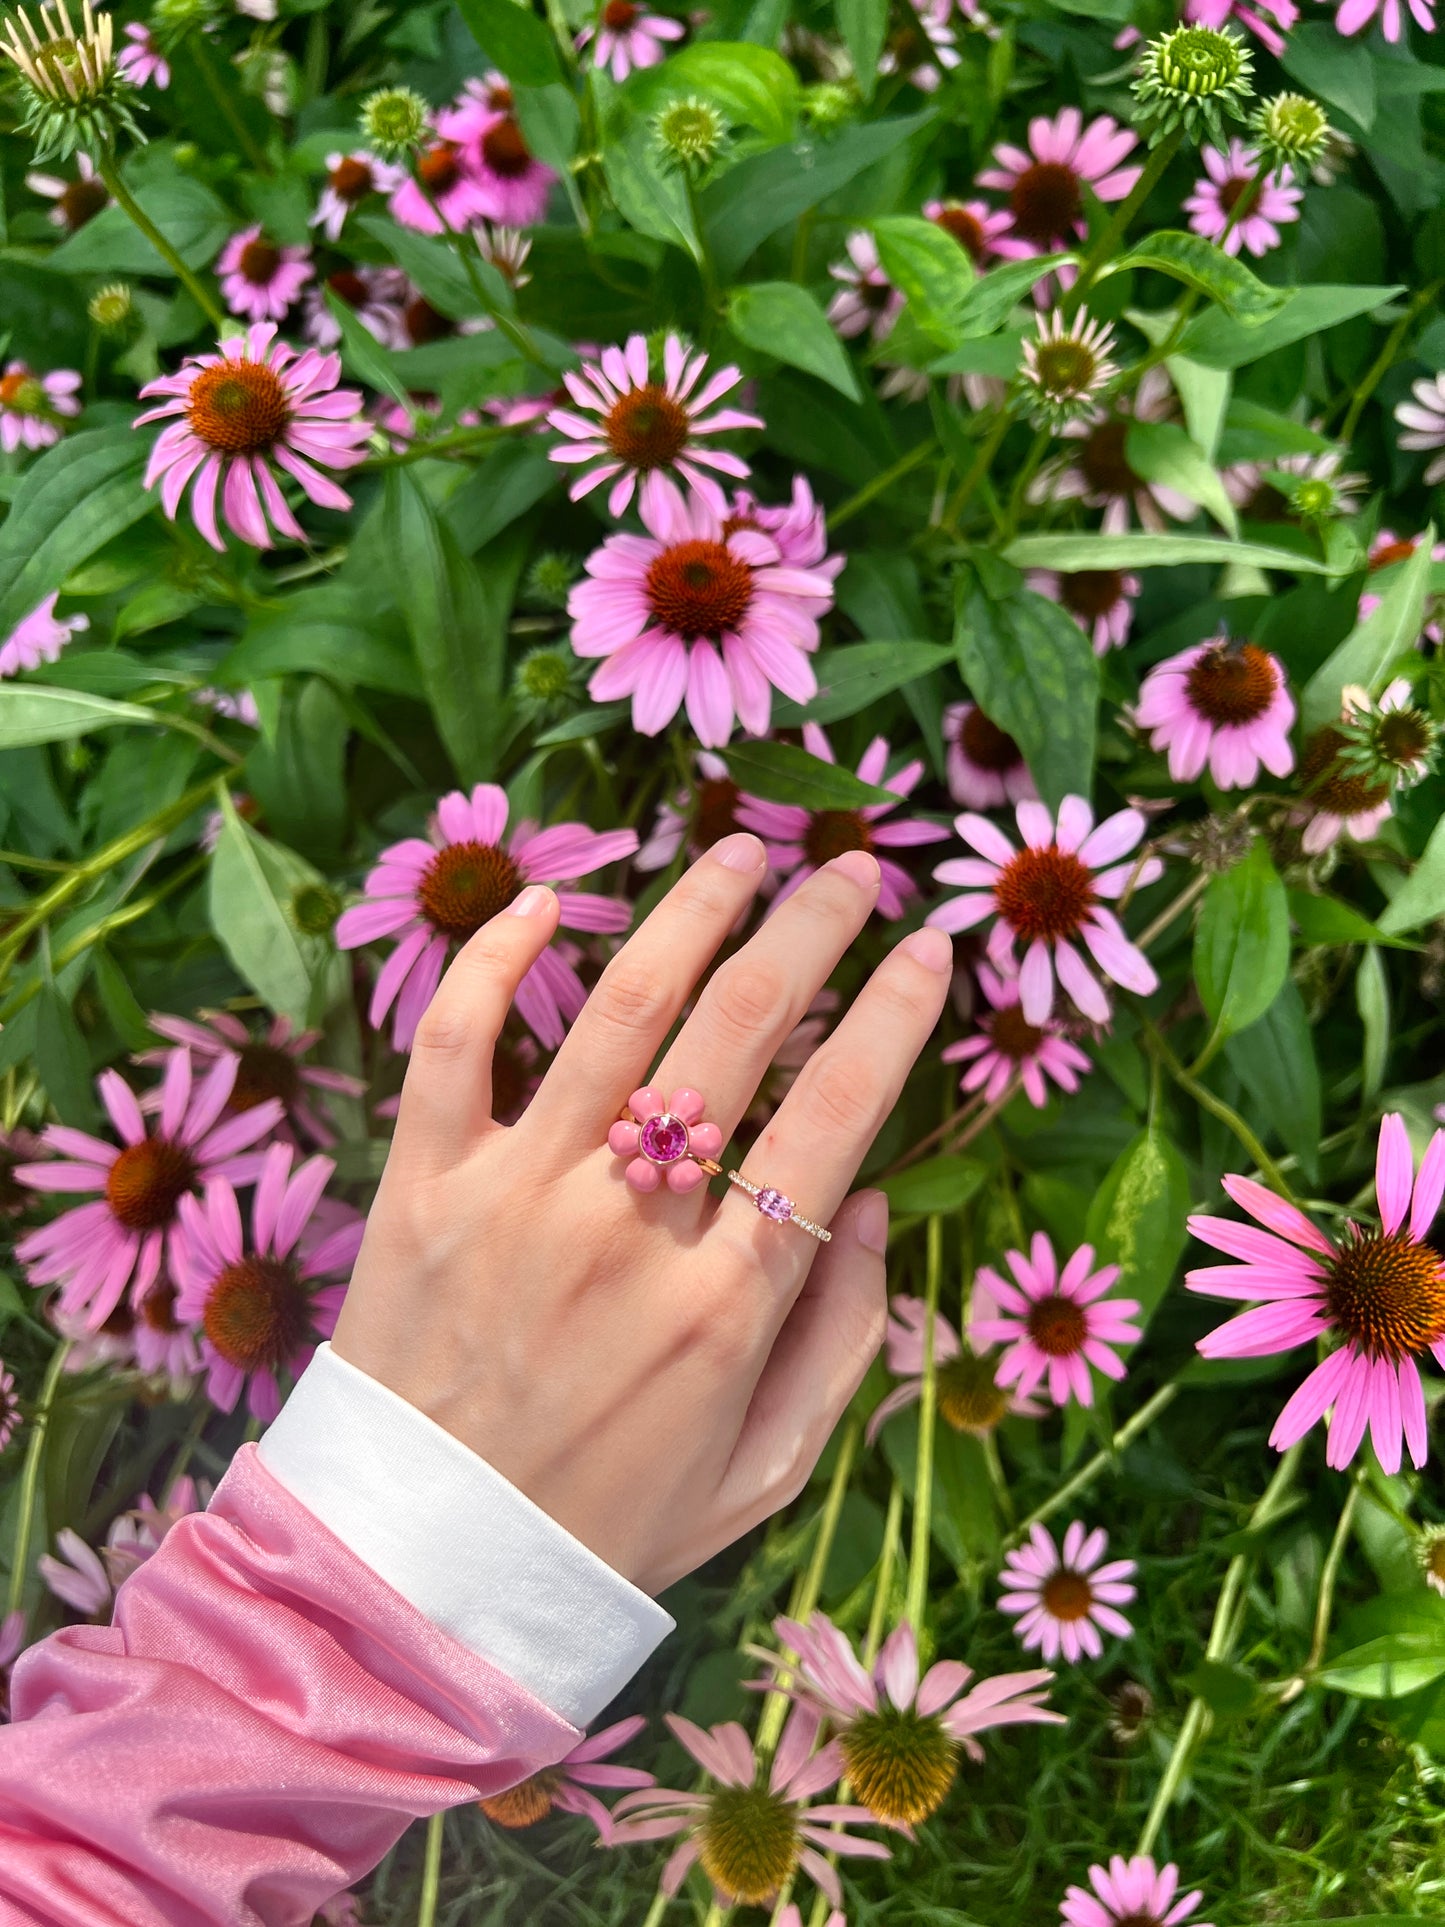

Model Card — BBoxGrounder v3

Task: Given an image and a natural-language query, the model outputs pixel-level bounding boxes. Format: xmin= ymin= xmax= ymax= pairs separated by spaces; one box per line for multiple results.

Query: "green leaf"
xmin=355 ymin=213 xmax=486 ymax=319
xmin=207 ymin=789 xmax=333 ymax=1027
xmin=48 ymin=176 xmax=229 ymax=275
xmin=1166 ymin=355 xmax=1231 ymax=462
xmin=1378 ymin=812 xmax=1445 ymax=935
xmin=1125 ymin=420 xmax=1237 ymax=535
xmin=1289 ymin=888 xmax=1416 ymax=949
xmin=954 ymin=582 xmax=1099 ymax=811
xmin=836 ymin=0 xmax=887 ymax=100
xmin=1320 ymin=1631 xmax=1445 ymax=1698
xmin=513 ymin=81 xmax=580 ymax=176
xmin=924 ymin=256 xmax=1073 ymax=353
xmin=382 ymin=470 xmax=503 ymax=782
xmin=325 ymin=289 xmax=412 ymax=407
xmin=1224 ymin=978 xmax=1322 ymax=1187
xmin=659 ymin=44 xmax=800 ymax=145
xmin=245 ymin=678 xmax=349 ymax=859
xmin=1282 ymin=20 xmax=1376 ymax=133
xmin=1194 ymin=837 xmax=1290 ymax=1042
xmin=772 ymin=641 xmax=954 ymax=726
xmin=1180 ymin=1657 xmax=1257 ymax=1719
xmin=221 ymin=586 xmax=422 ymax=697
xmin=727 ymin=282 xmax=861 ymax=400
xmin=0 ymin=424 xmax=153 ymax=640
xmin=598 ymin=97 xmax=700 ymax=262
xmin=34 ymin=981 xmax=97 ymax=1129
xmin=1003 ymin=532 xmax=1330 ymax=575
xmin=444 ymin=439 xmax=561 ymax=552
xmin=1301 ymin=524 xmax=1434 ymax=730
xmin=455 ymin=0 xmax=562 ymax=85
xmin=872 ymin=215 xmax=975 ymax=348
xmin=1083 ymin=1125 xmax=1191 ymax=1339
xmin=1179 ymin=283 xmax=1405 ymax=370
xmin=0 ymin=685 xmax=158 ymax=748
xmin=1357 ymin=944 xmax=1389 ymax=1099
xmin=1111 ymin=231 xmax=1289 ymax=323
xmin=880 ymin=1155 xmax=987 ymax=1216
xmin=719 ymin=738 xmax=899 ymax=810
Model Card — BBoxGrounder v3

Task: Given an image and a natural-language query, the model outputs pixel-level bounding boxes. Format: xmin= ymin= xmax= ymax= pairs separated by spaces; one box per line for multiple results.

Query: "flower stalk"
xmin=93 ymin=152 xmax=225 ymax=328
xmin=6 ymin=1339 xmax=71 ymax=1616
xmin=904 ymin=1215 xmax=944 ymax=1635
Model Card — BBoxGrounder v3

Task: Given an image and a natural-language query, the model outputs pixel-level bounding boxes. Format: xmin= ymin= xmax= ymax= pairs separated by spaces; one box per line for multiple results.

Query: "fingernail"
xmin=506 ymin=884 xmax=553 ymax=916
xmin=856 ymin=1190 xmax=889 ymax=1254
xmin=899 ymin=926 xmax=953 ymax=973
xmin=831 ymin=849 xmax=880 ymax=888
xmin=711 ymin=832 xmax=765 ymax=872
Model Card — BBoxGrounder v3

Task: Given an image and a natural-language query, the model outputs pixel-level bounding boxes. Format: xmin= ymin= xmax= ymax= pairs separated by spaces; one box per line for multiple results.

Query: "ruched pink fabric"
xmin=0 ymin=1445 xmax=582 ymax=1926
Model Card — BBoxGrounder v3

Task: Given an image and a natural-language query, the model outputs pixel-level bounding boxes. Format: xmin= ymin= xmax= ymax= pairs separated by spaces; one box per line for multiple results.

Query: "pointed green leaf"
xmin=1194 ymin=837 xmax=1290 ymax=1041
xmin=1378 ymin=813 xmax=1445 ymax=935
xmin=0 ymin=685 xmax=157 ymax=748
xmin=771 ymin=641 xmax=955 ymax=725
xmin=0 ymin=424 xmax=153 ymax=638
xmin=872 ymin=215 xmax=975 ymax=348
xmin=1110 ymin=231 xmax=1289 ymax=322
xmin=727 ymin=282 xmax=862 ymax=400
xmin=1003 ymin=532 xmax=1329 ymax=574
xmin=720 ymin=738 xmax=899 ymax=810
xmin=954 ymin=581 xmax=1098 ymax=810
xmin=1125 ymin=420 xmax=1237 ymax=535
xmin=207 ymin=790 xmax=334 ymax=1027
xmin=1302 ymin=524 xmax=1434 ymax=730
xmin=455 ymin=0 xmax=562 ymax=85
xmin=1084 ymin=1126 xmax=1191 ymax=1339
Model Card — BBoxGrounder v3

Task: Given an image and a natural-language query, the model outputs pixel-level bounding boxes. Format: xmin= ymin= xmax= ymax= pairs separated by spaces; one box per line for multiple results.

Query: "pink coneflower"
xmin=335 ymin=783 xmax=637 ymax=1051
xmin=1035 ymin=369 xmax=1192 ymax=533
xmin=924 ymin=196 xmax=1011 ymax=268
xmin=390 ymin=140 xmax=491 ymax=234
xmin=827 ymin=231 xmax=903 ymax=341
xmin=39 ymin=1530 xmax=112 ymax=1617
xmin=1291 ymin=720 xmax=1393 ymax=853
xmin=1185 ymin=0 xmax=1297 ymax=55
xmin=753 ymin=1613 xmax=1061 ymax=1825
xmin=1063 ymin=1855 xmax=1213 ymax=1927
xmin=39 ymin=1475 xmax=207 ymax=1616
xmin=1190 ymin=1120 xmax=1445 ymax=1473
xmin=635 ymin=749 xmax=746 ymax=870
xmin=567 ymin=478 xmax=838 ymax=746
xmin=867 ymin=1292 xmax=1044 ymax=1444
xmin=130 ymin=1276 xmax=202 ymax=1381
xmin=546 ymin=333 xmax=761 ymax=518
xmin=0 ymin=1365 xmax=19 ymax=1453
xmin=136 ymin=323 xmax=372 ymax=552
xmin=723 ymin=473 xmax=840 ymax=572
xmin=0 ymin=361 xmax=81 ymax=452
xmin=944 ymin=702 xmax=1036 ymax=811
xmin=311 ymin=150 xmax=406 ymax=242
xmin=25 ymin=151 xmax=109 ymax=230
xmin=302 ymin=265 xmax=408 ymax=351
xmin=928 ymin=796 xmax=1161 ymax=1025
xmin=116 ymin=20 xmax=168 ymax=85
xmin=195 ymin=686 xmax=262 ymax=727
xmin=477 ymin=222 xmax=532 ymax=290
xmin=736 ymin=723 xmax=948 ymax=920
xmin=607 ymin=1703 xmax=888 ymax=1910
xmin=999 ymin=1521 xmax=1137 ymax=1662
xmin=218 ymin=226 xmax=314 ymax=324
xmin=479 ymin=1715 xmax=654 ymax=1838
xmin=578 ymin=0 xmax=684 ymax=77
xmin=1135 ymin=636 xmax=1295 ymax=790
xmin=1028 ymin=567 xmax=1139 ymax=656
xmin=1359 ymin=529 xmax=1445 ymax=642
xmin=16 ymin=1051 xmax=283 ymax=1330
xmin=1395 ymin=374 xmax=1445 ymax=485
xmin=978 ymin=109 xmax=1140 ymax=294
xmin=945 ymin=961 xmax=1091 ymax=1109
xmin=1330 ymin=0 xmax=1434 ymax=39
xmin=143 ymin=1011 xmax=366 ymax=1148
xmin=174 ymin=1141 xmax=362 ymax=1422
xmin=0 ymin=594 xmax=87 ymax=678
xmin=1184 ymin=140 xmax=1301 ymax=257
xmin=878 ymin=0 xmax=982 ymax=90
xmin=440 ymin=85 xmax=556 ymax=226
xmin=972 ymin=1232 xmax=1141 ymax=1408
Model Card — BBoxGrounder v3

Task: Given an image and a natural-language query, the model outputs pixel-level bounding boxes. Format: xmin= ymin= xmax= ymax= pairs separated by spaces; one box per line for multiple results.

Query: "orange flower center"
xmin=1184 ymin=642 xmax=1277 ymax=727
xmin=418 ymin=141 xmax=462 ymax=193
xmin=937 ymin=1351 xmax=1011 ymax=1433
xmin=803 ymin=809 xmax=873 ymax=866
xmin=330 ymin=156 xmax=373 ymax=202
xmin=140 ymin=1279 xmax=183 ymax=1334
xmin=1060 ymin=568 xmax=1124 ymax=622
xmin=693 ymin=775 xmax=741 ymax=848
xmin=1077 ymin=419 xmax=1138 ymax=498
xmin=604 ymin=384 xmax=691 ymax=470
xmin=987 ymin=1002 xmax=1048 ymax=1062
xmin=1299 ymin=726 xmax=1390 ymax=818
xmin=481 ymin=117 xmax=532 ymax=178
xmin=186 ymin=359 xmax=290 ymax=455
xmin=1025 ymin=1292 xmax=1088 ymax=1357
xmin=59 ymin=174 xmax=107 ymax=229
xmin=0 ymin=370 xmax=43 ymax=414
xmin=1009 ymin=160 xmax=1082 ymax=246
xmin=1040 ymin=1567 xmax=1095 ymax=1621
xmin=603 ymin=0 xmax=638 ymax=23
xmin=959 ymin=706 xmax=1024 ymax=773
xmin=930 ymin=202 xmax=988 ymax=264
xmin=645 ymin=539 xmax=753 ymax=641
xmin=232 ymin=1041 xmax=302 ymax=1111
xmin=1370 ymin=537 xmax=1418 ymax=571
xmin=1325 ymin=1230 xmax=1445 ymax=1361
xmin=106 ymin=1136 xmax=197 ymax=1232
xmin=419 ymin=840 xmax=523 ymax=941
xmin=993 ymin=845 xmax=1096 ymax=945
xmin=203 ymin=1255 xmax=312 ymax=1372
xmin=478 ymin=1768 xmax=562 ymax=1827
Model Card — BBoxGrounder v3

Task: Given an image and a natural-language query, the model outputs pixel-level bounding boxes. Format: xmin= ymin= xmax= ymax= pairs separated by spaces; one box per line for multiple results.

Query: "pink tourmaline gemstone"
xmin=756 ymin=1187 xmax=793 ymax=1222
xmin=640 ymin=1113 xmax=689 ymax=1164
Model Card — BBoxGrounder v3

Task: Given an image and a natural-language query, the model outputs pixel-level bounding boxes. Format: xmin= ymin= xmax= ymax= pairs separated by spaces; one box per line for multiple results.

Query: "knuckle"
xmin=874 ymin=965 xmax=940 ymax=1028
xmin=594 ymin=959 xmax=668 ymax=1035
xmin=410 ymin=1000 xmax=473 ymax=1062
xmin=709 ymin=957 xmax=791 ymax=1038
xmin=798 ymin=1055 xmax=877 ymax=1139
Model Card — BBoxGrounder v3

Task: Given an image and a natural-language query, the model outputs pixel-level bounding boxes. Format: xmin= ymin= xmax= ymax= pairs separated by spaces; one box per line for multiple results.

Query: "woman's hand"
xmin=332 ymin=833 xmax=952 ymax=1597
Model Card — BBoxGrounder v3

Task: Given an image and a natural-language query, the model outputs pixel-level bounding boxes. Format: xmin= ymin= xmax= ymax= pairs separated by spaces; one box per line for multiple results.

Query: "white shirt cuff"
xmin=256 ymin=1342 xmax=674 ymax=1729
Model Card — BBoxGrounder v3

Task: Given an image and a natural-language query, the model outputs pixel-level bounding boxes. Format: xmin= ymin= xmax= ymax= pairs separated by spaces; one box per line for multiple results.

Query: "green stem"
xmin=1142 ymin=1019 xmax=1295 ymax=1202
xmin=1008 ymin=1383 xmax=1178 ymax=1547
xmin=905 ymin=1216 xmax=944 ymax=1634
xmin=415 ymin=176 xmax=549 ymax=372
xmin=640 ymin=1893 xmax=671 ymax=1927
xmin=361 ymin=421 xmax=522 ymax=471
xmin=190 ymin=31 xmax=272 ymax=174
xmin=943 ymin=408 xmax=1011 ymax=530
xmin=94 ymin=155 xmax=225 ymax=330
xmin=417 ymin=1810 xmax=444 ymax=1926
xmin=684 ymin=171 xmax=721 ymax=329
xmin=1338 ymin=280 xmax=1444 ymax=445
xmin=7 ymin=1340 xmax=71 ymax=1617
xmin=1003 ymin=426 xmax=1050 ymax=541
xmin=865 ymin=1482 xmax=905 ymax=1664
xmin=1151 ymin=156 xmax=1273 ymax=360
xmin=1283 ymin=1468 xmax=1364 ymax=1696
xmin=1069 ymin=130 xmax=1183 ymax=313
xmin=1134 ymin=871 xmax=1210 ymax=951
xmin=827 ymin=439 xmax=938 ymax=533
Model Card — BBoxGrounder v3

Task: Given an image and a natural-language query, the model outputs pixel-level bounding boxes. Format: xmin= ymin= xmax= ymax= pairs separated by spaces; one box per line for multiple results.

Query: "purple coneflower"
xmin=827 ymin=232 xmax=903 ymax=342
xmin=978 ymin=109 xmax=1140 ymax=296
xmin=924 ymin=195 xmax=1011 ymax=267
xmin=944 ymin=961 xmax=1091 ymax=1108
xmin=999 ymin=1521 xmax=1137 ymax=1663
xmin=577 ymin=0 xmax=684 ymax=78
xmin=217 ymin=226 xmax=314 ymax=323
xmin=867 ymin=1291 xmax=1044 ymax=1444
xmin=1062 ymin=1854 xmax=1212 ymax=1927
xmin=116 ymin=20 xmax=168 ymax=86
xmin=479 ymin=1715 xmax=654 ymax=1838
xmin=944 ymin=702 xmax=1036 ymax=811
xmin=144 ymin=1011 xmax=366 ymax=1148
xmin=1135 ymin=636 xmax=1295 ymax=790
xmin=0 ymin=361 xmax=81 ymax=452
xmin=1035 ymin=369 xmax=1192 ymax=533
xmin=1183 ymin=139 xmax=1301 ymax=257
xmin=1329 ymin=0 xmax=1433 ymax=40
xmin=1395 ymin=373 xmax=1445 ymax=485
xmin=25 ymin=152 xmax=108 ymax=229
xmin=0 ymin=594 xmax=88 ymax=678
xmin=302 ymin=265 xmax=408 ymax=351
xmin=310 ymin=151 xmax=406 ymax=242
xmin=972 ymin=1232 xmax=1140 ymax=1408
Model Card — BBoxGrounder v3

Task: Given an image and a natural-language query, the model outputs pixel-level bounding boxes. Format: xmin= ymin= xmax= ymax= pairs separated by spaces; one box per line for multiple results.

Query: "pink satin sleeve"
xmin=0 ymin=1444 xmax=582 ymax=1927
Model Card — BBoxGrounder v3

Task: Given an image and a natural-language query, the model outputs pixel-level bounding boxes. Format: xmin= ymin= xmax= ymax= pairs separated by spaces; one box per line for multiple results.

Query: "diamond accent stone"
xmin=639 ymin=1113 xmax=690 ymax=1164
xmin=756 ymin=1187 xmax=794 ymax=1222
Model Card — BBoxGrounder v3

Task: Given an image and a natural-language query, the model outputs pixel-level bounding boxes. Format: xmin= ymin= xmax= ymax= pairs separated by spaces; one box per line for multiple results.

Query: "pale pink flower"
xmin=723 ymin=474 xmax=840 ymax=571
xmin=1331 ymin=0 xmax=1433 ymax=39
xmin=137 ymin=323 xmax=372 ymax=552
xmin=389 ymin=141 xmax=491 ymax=234
xmin=0 ymin=594 xmax=88 ymax=678
xmin=0 ymin=1365 xmax=19 ymax=1452
xmin=335 ymin=783 xmax=637 ymax=1051
xmin=972 ymin=1232 xmax=1141 ymax=1408
xmin=479 ymin=1715 xmax=654 ymax=1838
xmin=142 ymin=1011 xmax=366 ymax=1148
xmin=100 ymin=1476 xmax=208 ymax=1586
xmin=546 ymin=333 xmax=761 ymax=518
xmin=438 ymin=87 xmax=556 ymax=226
xmin=1190 ymin=1119 xmax=1445 ymax=1473
xmin=943 ymin=701 xmax=1036 ymax=810
xmin=476 ymin=223 xmax=532 ymax=290
xmin=130 ymin=1275 xmax=202 ymax=1382
xmin=578 ymin=0 xmax=684 ymax=78
xmin=310 ymin=151 xmax=406 ymax=243
xmin=1035 ymin=369 xmax=1193 ymax=533
xmin=0 ymin=361 xmax=81 ymax=452
xmin=745 ymin=991 xmax=838 ymax=1128
xmin=924 ymin=196 xmax=1012 ymax=268
xmin=999 ymin=1521 xmax=1137 ymax=1663
xmin=16 ymin=1051 xmax=282 ymax=1329
xmin=1062 ymin=1854 xmax=1212 ymax=1927
xmin=1135 ymin=636 xmax=1295 ymax=790
xmin=827 ymin=231 xmax=903 ymax=341
xmin=39 ymin=1530 xmax=112 ymax=1617
xmin=1028 ymin=567 xmax=1139 ymax=656
xmin=945 ymin=961 xmax=1091 ymax=1108
xmin=25 ymin=152 xmax=109 ymax=230
xmin=218 ymin=226 xmax=314 ymax=324
xmin=879 ymin=0 xmax=984 ymax=90
xmin=736 ymin=723 xmax=948 ymax=921
xmin=302 ymin=265 xmax=408 ymax=351
xmin=1358 ymin=529 xmax=1445 ymax=643
xmin=1184 ymin=140 xmax=1301 ymax=257
xmin=978 ymin=109 xmax=1140 ymax=297
xmin=867 ymin=1291 xmax=1044 ymax=1444
xmin=116 ymin=20 xmax=169 ymax=85
xmin=928 ymin=796 xmax=1162 ymax=1025
xmin=1185 ymin=0 xmax=1297 ymax=54
xmin=175 ymin=1141 xmax=363 ymax=1422
xmin=567 ymin=478 xmax=838 ymax=747
xmin=195 ymin=687 xmax=262 ymax=727
xmin=1395 ymin=373 xmax=1445 ymax=485
xmin=607 ymin=1702 xmax=889 ymax=1911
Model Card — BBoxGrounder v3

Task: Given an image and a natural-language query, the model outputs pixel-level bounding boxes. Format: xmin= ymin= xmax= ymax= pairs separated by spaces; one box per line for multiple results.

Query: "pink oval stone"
xmin=756 ymin=1187 xmax=794 ymax=1222
xmin=639 ymin=1113 xmax=690 ymax=1164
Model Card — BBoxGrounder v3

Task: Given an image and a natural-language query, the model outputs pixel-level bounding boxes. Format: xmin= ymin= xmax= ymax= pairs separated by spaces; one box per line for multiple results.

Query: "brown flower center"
xmin=959 ymin=706 xmax=1024 ymax=773
xmin=937 ymin=1350 xmax=1011 ymax=1433
xmin=203 ymin=1255 xmax=312 ymax=1372
xmin=329 ymin=155 xmax=373 ymax=202
xmin=603 ymin=0 xmax=638 ymax=23
xmin=105 ymin=1136 xmax=197 ymax=1232
xmin=1060 ymin=569 xmax=1124 ymax=622
xmin=404 ymin=296 xmax=454 ymax=345
xmin=0 ymin=370 xmax=43 ymax=414
xmin=419 ymin=840 xmax=523 ymax=941
xmin=232 ymin=1041 xmax=302 ymax=1111
xmin=1299 ymin=727 xmax=1389 ymax=818
xmin=1077 ymin=419 xmax=1138 ymax=499
xmin=645 ymin=539 xmax=753 ymax=641
xmin=327 ymin=268 xmax=370 ymax=309
xmin=930 ymin=201 xmax=987 ymax=264
xmin=1183 ymin=642 xmax=1278 ymax=727
xmin=603 ymin=384 xmax=691 ymax=470
xmin=693 ymin=775 xmax=741 ymax=849
xmin=186 ymin=359 xmax=290 ymax=455
xmin=1219 ymin=174 xmax=1260 ymax=217
xmin=987 ymin=1002 xmax=1048 ymax=1062
xmin=481 ymin=117 xmax=532 ymax=178
xmin=1379 ymin=710 xmax=1432 ymax=767
xmin=1009 ymin=161 xmax=1082 ymax=246
xmin=1040 ymin=1567 xmax=1095 ymax=1621
xmin=1427 ymin=1538 xmax=1445 ymax=1585
xmin=140 ymin=1279 xmax=182 ymax=1334
xmin=698 ymin=1784 xmax=798 ymax=1906
xmin=803 ymin=809 xmax=873 ymax=865
xmin=1026 ymin=1292 xmax=1088 ymax=1357
xmin=417 ymin=141 xmax=462 ymax=194
xmin=479 ymin=1767 xmax=562 ymax=1827
xmin=841 ymin=1708 xmax=959 ymax=1824
xmin=1325 ymin=1230 xmax=1445 ymax=1362
xmin=59 ymin=174 xmax=107 ymax=229
xmin=1115 ymin=1914 xmax=1164 ymax=1927
xmin=993 ymin=845 xmax=1096 ymax=945
xmin=1370 ymin=537 xmax=1418 ymax=572
xmin=238 ymin=237 xmax=282 ymax=285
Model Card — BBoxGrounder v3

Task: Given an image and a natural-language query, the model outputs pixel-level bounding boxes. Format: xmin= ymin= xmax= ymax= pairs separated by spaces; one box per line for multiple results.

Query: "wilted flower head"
xmin=1336 ymin=678 xmax=1438 ymax=791
xmin=1017 ymin=308 xmax=1118 ymax=429
xmin=0 ymin=1364 xmax=19 ymax=1453
xmin=360 ymin=84 xmax=431 ymax=159
xmin=1 ymin=0 xmax=143 ymax=159
xmin=1250 ymin=91 xmax=1332 ymax=177
xmin=1132 ymin=24 xmax=1255 ymax=142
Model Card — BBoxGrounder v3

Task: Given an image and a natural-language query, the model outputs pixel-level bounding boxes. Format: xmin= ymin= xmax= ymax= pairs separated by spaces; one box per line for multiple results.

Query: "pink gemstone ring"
xmin=726 ymin=1170 xmax=831 ymax=1242
xmin=609 ymin=1086 xmax=725 ymax=1194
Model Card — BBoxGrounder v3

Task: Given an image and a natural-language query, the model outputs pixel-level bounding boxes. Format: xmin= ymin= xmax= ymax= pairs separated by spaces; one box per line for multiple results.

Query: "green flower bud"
xmin=1132 ymin=24 xmax=1254 ymax=144
xmin=652 ymin=95 xmax=729 ymax=175
xmin=290 ymin=882 xmax=343 ymax=937
xmin=524 ymin=554 xmax=577 ymax=610
xmin=513 ymin=643 xmax=582 ymax=721
xmin=1249 ymin=92 xmax=1332 ymax=180
xmin=359 ymin=85 xmax=431 ymax=161
xmin=88 ymin=281 xmax=135 ymax=332
xmin=0 ymin=0 xmax=146 ymax=162
xmin=801 ymin=79 xmax=858 ymax=133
